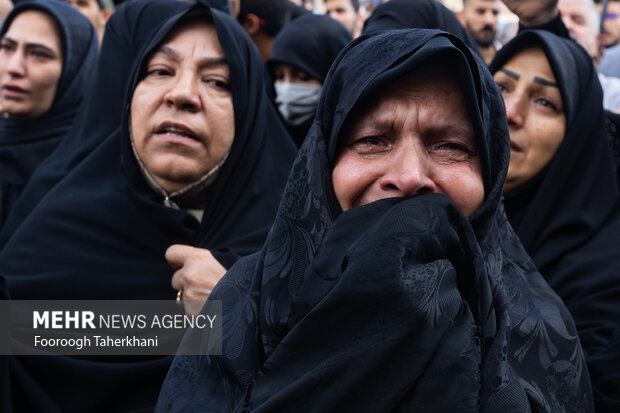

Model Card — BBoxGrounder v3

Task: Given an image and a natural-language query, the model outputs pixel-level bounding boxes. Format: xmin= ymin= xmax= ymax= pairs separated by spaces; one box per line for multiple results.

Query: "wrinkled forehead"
xmin=341 ymin=61 xmax=470 ymax=138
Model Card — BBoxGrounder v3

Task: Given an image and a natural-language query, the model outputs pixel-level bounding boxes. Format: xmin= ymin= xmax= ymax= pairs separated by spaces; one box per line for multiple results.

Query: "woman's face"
xmin=0 ymin=10 xmax=63 ymax=119
xmin=332 ymin=68 xmax=485 ymax=217
xmin=130 ymin=21 xmax=234 ymax=194
xmin=493 ymin=46 xmax=566 ymax=192
xmin=273 ymin=63 xmax=321 ymax=86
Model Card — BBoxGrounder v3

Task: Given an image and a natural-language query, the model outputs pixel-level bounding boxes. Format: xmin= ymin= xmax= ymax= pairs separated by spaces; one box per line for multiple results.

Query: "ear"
xmin=241 ymin=13 xmax=261 ymax=36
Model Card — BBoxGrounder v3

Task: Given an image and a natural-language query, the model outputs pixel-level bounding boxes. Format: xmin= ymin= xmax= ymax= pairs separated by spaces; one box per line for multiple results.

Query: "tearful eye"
xmin=357 ymin=136 xmax=383 ymax=145
xmin=430 ymin=140 xmax=476 ymax=163
xmin=438 ymin=142 xmax=470 ymax=152
xmin=348 ymin=136 xmax=392 ymax=156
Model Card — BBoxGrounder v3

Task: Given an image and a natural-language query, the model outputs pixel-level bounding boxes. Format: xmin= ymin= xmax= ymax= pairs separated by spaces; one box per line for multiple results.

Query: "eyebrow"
xmin=499 ymin=68 xmax=519 ymax=80
xmin=154 ymin=45 xmax=227 ymax=67
xmin=1 ymin=36 xmax=58 ymax=56
xmin=500 ymin=68 xmax=558 ymax=89
xmin=533 ymin=76 xmax=558 ymax=88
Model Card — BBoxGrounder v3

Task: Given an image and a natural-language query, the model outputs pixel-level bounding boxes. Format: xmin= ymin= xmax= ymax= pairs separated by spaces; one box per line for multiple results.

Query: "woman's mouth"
xmin=154 ymin=121 xmax=201 ymax=145
xmin=2 ymin=84 xmax=28 ymax=99
xmin=509 ymin=140 xmax=522 ymax=153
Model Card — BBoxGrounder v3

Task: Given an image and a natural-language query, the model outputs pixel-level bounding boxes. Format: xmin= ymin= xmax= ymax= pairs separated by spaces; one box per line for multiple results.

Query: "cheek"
xmin=435 ymin=163 xmax=485 ymax=217
xmin=332 ymin=152 xmax=374 ymax=210
xmin=129 ymin=89 xmax=151 ymax=150
xmin=36 ymin=64 xmax=62 ymax=95
xmin=206 ymin=97 xmax=235 ymax=155
xmin=528 ymin=118 xmax=565 ymax=170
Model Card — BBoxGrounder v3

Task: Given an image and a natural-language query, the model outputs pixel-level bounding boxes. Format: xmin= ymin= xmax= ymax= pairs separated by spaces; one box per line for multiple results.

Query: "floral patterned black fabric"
xmin=158 ymin=29 xmax=594 ymax=412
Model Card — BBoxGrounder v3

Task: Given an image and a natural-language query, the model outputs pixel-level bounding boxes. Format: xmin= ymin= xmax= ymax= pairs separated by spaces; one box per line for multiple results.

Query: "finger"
xmin=183 ymin=258 xmax=226 ymax=291
xmin=170 ymin=269 xmax=185 ymax=292
xmin=165 ymin=244 xmax=194 ymax=270
xmin=180 ymin=287 xmax=210 ymax=317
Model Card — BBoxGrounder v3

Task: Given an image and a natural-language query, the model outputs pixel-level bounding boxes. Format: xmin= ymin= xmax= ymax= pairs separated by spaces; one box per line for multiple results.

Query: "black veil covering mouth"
xmin=0 ymin=0 xmax=98 ymax=227
xmin=0 ymin=2 xmax=295 ymax=412
xmin=491 ymin=30 xmax=620 ymax=410
xmin=158 ymin=29 xmax=593 ymax=412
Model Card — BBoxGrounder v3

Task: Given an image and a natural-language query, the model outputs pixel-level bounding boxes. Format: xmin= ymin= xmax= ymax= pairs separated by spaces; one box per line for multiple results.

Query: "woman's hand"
xmin=167 ymin=245 xmax=226 ymax=316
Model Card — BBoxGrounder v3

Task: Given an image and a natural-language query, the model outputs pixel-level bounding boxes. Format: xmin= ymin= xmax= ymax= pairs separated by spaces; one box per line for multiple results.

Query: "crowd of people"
xmin=0 ymin=0 xmax=618 ymax=411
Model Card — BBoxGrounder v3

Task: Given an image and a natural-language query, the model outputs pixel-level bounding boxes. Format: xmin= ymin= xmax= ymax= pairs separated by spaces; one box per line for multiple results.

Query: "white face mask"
xmin=274 ymin=82 xmax=322 ymax=127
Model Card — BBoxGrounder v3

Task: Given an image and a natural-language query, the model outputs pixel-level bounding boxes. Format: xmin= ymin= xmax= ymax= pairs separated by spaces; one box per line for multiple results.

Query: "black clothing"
xmin=268 ymin=14 xmax=351 ymax=84
xmin=158 ymin=29 xmax=593 ymax=412
xmin=0 ymin=3 xmax=296 ymax=412
xmin=0 ymin=0 xmax=193 ymax=246
xmin=604 ymin=110 xmax=620 ymax=186
xmin=0 ymin=0 xmax=97 ymax=227
xmin=289 ymin=1 xmax=309 ymax=20
xmin=267 ymin=13 xmax=351 ymax=146
xmin=362 ymin=0 xmax=479 ymax=52
xmin=491 ymin=30 xmax=620 ymax=412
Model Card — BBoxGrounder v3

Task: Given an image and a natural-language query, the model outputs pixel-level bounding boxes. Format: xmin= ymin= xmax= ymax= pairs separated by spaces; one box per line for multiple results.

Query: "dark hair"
xmin=326 ymin=0 xmax=360 ymax=12
xmin=238 ymin=0 xmax=290 ymax=37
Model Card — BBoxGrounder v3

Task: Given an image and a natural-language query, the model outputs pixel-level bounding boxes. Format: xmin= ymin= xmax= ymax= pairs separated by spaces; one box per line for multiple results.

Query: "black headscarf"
xmin=158 ymin=29 xmax=593 ymax=412
xmin=0 ymin=3 xmax=296 ymax=412
xmin=0 ymin=0 xmax=231 ymax=245
xmin=289 ymin=0 xmax=310 ymax=20
xmin=490 ymin=30 xmax=620 ymax=411
xmin=362 ymin=0 xmax=479 ymax=52
xmin=268 ymin=13 xmax=352 ymax=84
xmin=0 ymin=0 xmax=97 ymax=227
xmin=267 ymin=13 xmax=352 ymax=146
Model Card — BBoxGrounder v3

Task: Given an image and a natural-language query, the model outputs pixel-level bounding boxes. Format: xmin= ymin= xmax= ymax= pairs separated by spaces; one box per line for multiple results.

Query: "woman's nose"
xmin=378 ymin=143 xmax=437 ymax=198
xmin=164 ymin=73 xmax=201 ymax=112
xmin=504 ymin=93 xmax=526 ymax=128
xmin=5 ymin=51 xmax=26 ymax=77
